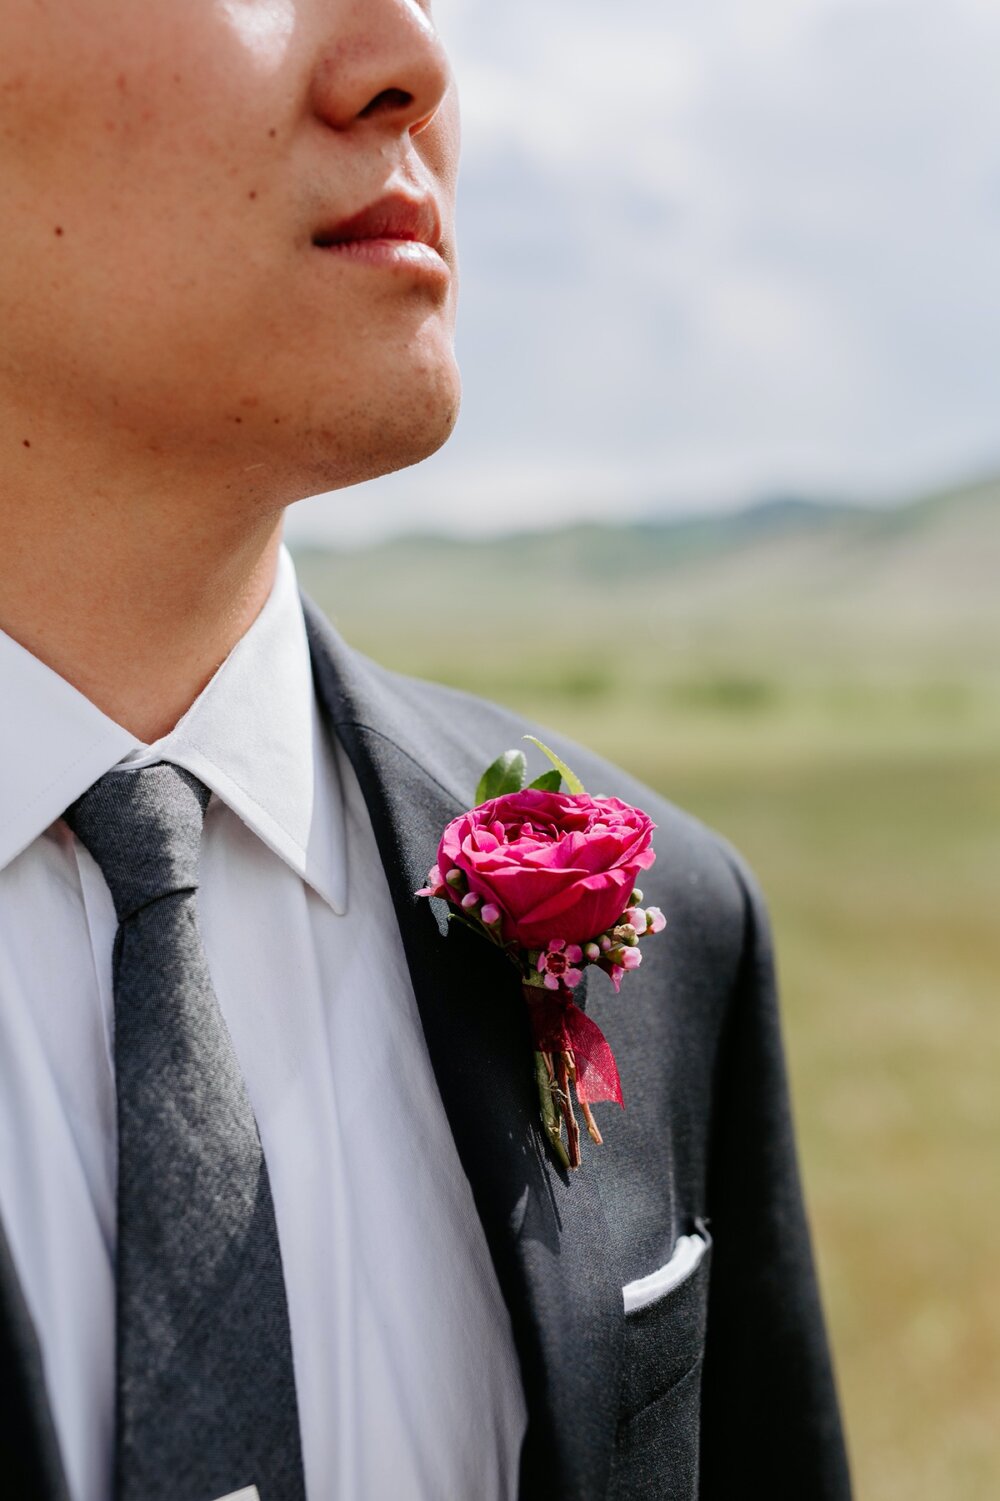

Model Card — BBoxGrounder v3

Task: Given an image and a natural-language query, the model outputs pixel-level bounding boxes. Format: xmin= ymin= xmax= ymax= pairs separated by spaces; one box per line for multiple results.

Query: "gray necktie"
xmin=63 ymin=763 xmax=306 ymax=1501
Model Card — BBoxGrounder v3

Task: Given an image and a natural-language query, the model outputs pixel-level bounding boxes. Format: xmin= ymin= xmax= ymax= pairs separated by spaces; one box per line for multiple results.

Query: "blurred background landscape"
xmin=287 ymin=1 xmax=1000 ymax=1494
xmin=292 ymin=473 xmax=999 ymax=1499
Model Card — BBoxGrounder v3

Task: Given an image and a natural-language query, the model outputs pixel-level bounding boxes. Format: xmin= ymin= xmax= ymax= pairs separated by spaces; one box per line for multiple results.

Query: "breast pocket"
xmin=608 ymin=1215 xmax=713 ymax=1501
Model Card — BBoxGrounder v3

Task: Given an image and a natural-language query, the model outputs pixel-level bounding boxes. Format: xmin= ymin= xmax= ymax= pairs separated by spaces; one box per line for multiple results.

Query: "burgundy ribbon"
xmin=522 ymin=983 xmax=624 ymax=1107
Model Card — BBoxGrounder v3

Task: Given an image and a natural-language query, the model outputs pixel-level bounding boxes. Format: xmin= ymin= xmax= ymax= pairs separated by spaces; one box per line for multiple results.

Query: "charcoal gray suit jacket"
xmin=1 ymin=593 xmax=852 ymax=1501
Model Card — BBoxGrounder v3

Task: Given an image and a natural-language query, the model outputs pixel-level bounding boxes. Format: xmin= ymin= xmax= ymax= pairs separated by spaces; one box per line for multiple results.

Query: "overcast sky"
xmin=287 ymin=0 xmax=1000 ymax=544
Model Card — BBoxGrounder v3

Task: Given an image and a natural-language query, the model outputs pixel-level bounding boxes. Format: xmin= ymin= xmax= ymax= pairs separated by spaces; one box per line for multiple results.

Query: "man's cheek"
xmin=213 ymin=0 xmax=298 ymax=72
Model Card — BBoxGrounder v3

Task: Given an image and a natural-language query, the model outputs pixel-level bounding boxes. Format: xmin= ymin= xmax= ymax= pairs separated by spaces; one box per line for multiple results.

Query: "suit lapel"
xmin=0 ymin=1216 xmax=70 ymax=1501
xmin=303 ymin=595 xmax=625 ymax=1501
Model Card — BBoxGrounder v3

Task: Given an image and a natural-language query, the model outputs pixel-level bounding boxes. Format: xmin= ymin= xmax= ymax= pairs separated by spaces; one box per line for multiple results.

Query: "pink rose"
xmin=436 ymin=788 xmax=656 ymax=949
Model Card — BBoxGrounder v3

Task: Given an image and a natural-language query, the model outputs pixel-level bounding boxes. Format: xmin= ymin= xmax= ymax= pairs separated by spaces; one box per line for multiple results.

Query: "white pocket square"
xmin=213 ymin=1489 xmax=259 ymax=1501
xmin=622 ymin=1230 xmax=710 ymax=1314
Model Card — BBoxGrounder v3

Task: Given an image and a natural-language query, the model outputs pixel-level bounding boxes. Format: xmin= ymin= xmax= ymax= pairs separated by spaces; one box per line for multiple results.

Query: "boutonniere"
xmin=417 ymin=737 xmax=666 ymax=1170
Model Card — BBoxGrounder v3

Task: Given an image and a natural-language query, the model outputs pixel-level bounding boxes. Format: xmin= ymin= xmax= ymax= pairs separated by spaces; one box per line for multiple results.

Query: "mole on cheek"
xmin=248 ymin=190 xmax=258 ymax=200
xmin=22 ymin=439 xmax=31 ymax=447
xmin=54 ymin=226 xmax=63 ymax=236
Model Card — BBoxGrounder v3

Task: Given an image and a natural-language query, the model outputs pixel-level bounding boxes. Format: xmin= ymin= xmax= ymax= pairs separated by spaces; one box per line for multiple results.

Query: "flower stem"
xmin=564 ymin=1051 xmax=604 ymax=1145
xmin=579 ymin=1098 xmax=603 ymax=1145
xmin=534 ymin=1050 xmax=570 ymax=1170
xmin=556 ymin=1050 xmax=582 ymax=1169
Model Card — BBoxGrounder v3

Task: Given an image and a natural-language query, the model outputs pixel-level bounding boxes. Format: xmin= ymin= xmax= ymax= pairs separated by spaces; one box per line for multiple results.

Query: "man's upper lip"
xmin=312 ymin=192 xmax=442 ymax=249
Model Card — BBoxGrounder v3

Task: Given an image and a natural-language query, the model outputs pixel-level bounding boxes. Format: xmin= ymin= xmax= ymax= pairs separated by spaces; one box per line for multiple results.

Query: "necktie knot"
xmin=62 ymin=762 xmax=211 ymax=923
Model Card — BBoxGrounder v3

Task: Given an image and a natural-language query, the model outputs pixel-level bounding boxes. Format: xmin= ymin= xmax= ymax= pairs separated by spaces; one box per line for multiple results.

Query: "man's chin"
xmin=294 ymin=364 xmax=462 ymax=492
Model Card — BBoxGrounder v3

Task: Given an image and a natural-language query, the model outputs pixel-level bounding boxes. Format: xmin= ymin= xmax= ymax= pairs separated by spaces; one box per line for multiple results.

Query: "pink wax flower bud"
xmin=599 ymin=935 xmax=613 ymax=952
xmin=461 ymin=891 xmax=480 ymax=910
xmin=629 ymin=888 xmax=644 ymax=906
xmin=584 ymin=942 xmax=602 ymax=963
xmin=646 ymin=906 xmax=666 ymax=933
xmin=445 ymin=867 xmax=466 ymax=890
xmin=625 ymin=907 xmax=648 ymax=933
xmin=544 ymin=966 xmax=584 ymax=989
xmin=620 ymin=946 xmax=642 ymax=971
xmin=481 ymin=903 xmax=501 ymax=926
xmin=537 ymin=938 xmax=585 ymax=989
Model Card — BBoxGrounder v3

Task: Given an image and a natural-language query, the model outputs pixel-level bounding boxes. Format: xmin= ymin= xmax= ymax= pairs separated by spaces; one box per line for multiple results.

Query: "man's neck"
xmin=0 ymin=487 xmax=286 ymax=743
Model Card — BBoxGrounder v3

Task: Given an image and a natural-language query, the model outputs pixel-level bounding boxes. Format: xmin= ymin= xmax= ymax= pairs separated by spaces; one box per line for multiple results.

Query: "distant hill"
xmin=296 ymin=489 xmax=864 ymax=580
xmin=291 ymin=473 xmax=1000 ymax=677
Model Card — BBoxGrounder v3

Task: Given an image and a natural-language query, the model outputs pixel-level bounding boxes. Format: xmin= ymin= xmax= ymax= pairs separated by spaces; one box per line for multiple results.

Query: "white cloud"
xmin=288 ymin=0 xmax=1000 ymax=543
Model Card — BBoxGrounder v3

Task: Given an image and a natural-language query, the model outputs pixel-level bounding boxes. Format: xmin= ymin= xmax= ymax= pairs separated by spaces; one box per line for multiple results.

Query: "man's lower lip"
xmin=313 ymin=237 xmax=449 ymax=279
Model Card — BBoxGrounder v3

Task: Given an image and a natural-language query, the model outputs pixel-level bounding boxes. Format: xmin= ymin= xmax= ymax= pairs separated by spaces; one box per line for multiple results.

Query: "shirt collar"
xmin=0 ymin=544 xmax=347 ymax=913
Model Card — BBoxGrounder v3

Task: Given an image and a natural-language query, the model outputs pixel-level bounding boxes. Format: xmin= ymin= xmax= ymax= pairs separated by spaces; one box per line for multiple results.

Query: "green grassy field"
xmin=292 ymin=480 xmax=1000 ymax=1499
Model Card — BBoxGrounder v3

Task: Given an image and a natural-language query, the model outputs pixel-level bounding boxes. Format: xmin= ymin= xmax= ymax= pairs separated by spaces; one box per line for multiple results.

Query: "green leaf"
xmin=522 ymin=735 xmax=586 ymax=795
xmin=527 ymin=769 xmax=562 ymax=793
xmin=475 ymin=748 xmax=527 ymax=805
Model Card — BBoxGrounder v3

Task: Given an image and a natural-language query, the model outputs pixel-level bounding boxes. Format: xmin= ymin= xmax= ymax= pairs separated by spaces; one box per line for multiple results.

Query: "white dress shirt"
xmin=0 ymin=543 xmax=527 ymax=1501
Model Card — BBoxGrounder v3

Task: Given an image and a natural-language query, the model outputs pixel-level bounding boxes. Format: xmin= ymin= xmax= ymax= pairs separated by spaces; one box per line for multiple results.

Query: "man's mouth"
xmin=311 ymin=190 xmax=448 ymax=280
xmin=312 ymin=190 xmax=442 ymax=249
